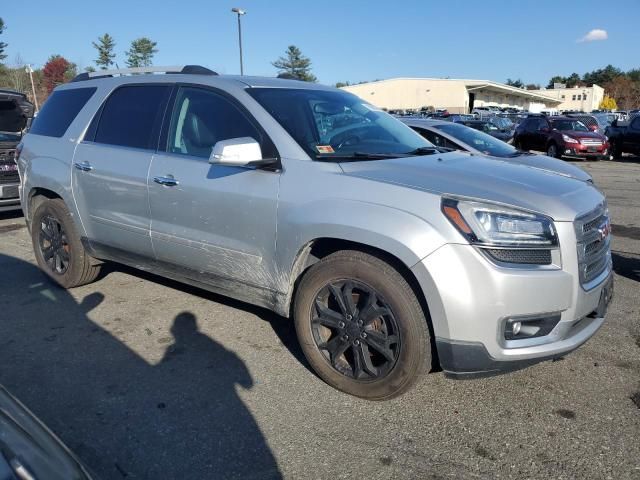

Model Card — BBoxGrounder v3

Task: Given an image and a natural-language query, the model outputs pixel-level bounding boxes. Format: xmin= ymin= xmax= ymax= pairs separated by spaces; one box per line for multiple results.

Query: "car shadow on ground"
xmin=101 ymin=262 xmax=312 ymax=371
xmin=0 ymin=253 xmax=283 ymax=479
xmin=612 ymin=252 xmax=640 ymax=282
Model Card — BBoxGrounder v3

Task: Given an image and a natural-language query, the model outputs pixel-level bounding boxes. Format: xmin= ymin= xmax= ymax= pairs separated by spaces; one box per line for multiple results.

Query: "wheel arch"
xmin=282 ymin=237 xmax=441 ymax=372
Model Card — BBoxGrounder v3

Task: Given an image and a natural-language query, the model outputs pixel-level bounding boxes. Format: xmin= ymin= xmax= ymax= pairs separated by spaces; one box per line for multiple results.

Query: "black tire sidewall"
xmin=31 ymin=199 xmax=86 ymax=288
xmin=294 ymin=252 xmax=429 ymax=400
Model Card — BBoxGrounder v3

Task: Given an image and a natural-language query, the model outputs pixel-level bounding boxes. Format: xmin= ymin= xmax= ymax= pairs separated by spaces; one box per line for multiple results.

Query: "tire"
xmin=547 ymin=143 xmax=561 ymax=159
xmin=610 ymin=141 xmax=622 ymax=160
xmin=31 ymin=198 xmax=101 ymax=288
xmin=293 ymin=250 xmax=431 ymax=400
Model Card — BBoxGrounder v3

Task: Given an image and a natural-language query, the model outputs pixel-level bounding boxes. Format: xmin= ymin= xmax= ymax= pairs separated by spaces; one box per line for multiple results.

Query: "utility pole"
xmin=25 ymin=64 xmax=39 ymax=112
xmin=231 ymin=8 xmax=246 ymax=75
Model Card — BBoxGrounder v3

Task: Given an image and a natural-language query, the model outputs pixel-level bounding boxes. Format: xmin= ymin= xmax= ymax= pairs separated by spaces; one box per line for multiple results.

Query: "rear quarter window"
xmin=29 ymin=87 xmax=96 ymax=138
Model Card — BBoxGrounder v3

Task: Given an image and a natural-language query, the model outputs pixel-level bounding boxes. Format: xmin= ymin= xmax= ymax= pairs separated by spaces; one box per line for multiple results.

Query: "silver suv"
xmin=18 ymin=66 xmax=613 ymax=399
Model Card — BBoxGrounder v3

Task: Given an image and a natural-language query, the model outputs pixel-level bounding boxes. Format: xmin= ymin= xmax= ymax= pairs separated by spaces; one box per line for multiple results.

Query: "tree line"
xmin=505 ymin=65 xmax=640 ymax=110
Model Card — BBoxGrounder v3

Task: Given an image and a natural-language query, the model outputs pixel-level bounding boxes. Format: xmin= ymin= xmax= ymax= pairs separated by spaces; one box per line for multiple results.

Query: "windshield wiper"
xmin=316 ymin=151 xmax=403 ymax=162
xmin=405 ymin=146 xmax=454 ymax=155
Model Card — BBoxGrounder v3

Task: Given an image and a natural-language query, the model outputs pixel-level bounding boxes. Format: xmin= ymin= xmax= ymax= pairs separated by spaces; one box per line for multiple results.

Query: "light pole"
xmin=231 ymin=7 xmax=246 ymax=75
xmin=25 ymin=64 xmax=39 ymax=112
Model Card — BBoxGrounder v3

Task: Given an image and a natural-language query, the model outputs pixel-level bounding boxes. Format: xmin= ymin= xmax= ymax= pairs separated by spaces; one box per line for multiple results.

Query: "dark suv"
xmin=513 ymin=116 xmax=609 ymax=160
xmin=0 ymin=90 xmax=35 ymax=212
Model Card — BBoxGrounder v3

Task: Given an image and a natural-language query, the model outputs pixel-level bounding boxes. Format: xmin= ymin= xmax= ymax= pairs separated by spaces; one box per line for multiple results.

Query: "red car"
xmin=514 ymin=116 xmax=609 ymax=160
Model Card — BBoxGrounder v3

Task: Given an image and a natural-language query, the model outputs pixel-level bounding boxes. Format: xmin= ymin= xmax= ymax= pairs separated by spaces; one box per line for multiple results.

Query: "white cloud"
xmin=578 ymin=29 xmax=608 ymax=43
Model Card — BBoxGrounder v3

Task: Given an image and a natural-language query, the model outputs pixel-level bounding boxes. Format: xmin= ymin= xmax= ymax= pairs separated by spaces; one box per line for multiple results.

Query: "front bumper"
xmin=0 ymin=182 xmax=21 ymax=212
xmin=411 ymin=222 xmax=612 ymax=377
xmin=563 ymin=144 xmax=609 ymax=160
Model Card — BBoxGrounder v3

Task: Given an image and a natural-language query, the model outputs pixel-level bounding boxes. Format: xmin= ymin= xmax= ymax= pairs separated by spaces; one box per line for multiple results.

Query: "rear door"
xmin=72 ymin=84 xmax=171 ymax=258
xmin=625 ymin=116 xmax=640 ymax=154
xmin=531 ymin=118 xmax=549 ymax=151
xmin=148 ymin=85 xmax=280 ymax=287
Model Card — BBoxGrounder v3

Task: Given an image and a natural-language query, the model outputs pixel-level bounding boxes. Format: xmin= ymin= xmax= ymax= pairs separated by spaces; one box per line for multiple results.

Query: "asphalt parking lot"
xmin=0 ymin=159 xmax=639 ymax=479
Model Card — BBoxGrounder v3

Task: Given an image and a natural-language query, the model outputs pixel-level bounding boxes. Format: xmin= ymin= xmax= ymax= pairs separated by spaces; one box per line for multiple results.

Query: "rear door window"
xmin=93 ymin=85 xmax=171 ymax=150
xmin=29 ymin=88 xmax=96 ymax=138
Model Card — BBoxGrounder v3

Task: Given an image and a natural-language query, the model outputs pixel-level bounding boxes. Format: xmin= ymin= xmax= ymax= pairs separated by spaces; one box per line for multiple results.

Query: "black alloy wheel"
xmin=38 ymin=215 xmax=70 ymax=275
xmin=311 ymin=279 xmax=400 ymax=381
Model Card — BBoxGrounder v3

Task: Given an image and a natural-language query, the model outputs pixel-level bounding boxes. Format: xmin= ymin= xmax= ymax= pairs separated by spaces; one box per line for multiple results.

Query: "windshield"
xmin=247 ymin=88 xmax=434 ymax=159
xmin=435 ymin=123 xmax=517 ymax=157
xmin=490 ymin=117 xmax=514 ymax=129
xmin=0 ymin=132 xmax=21 ymax=142
xmin=551 ymin=119 xmax=589 ymax=132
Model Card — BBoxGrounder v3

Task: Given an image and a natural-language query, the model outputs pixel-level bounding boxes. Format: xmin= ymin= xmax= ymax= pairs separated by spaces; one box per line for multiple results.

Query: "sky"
xmin=2 ymin=0 xmax=639 ymax=86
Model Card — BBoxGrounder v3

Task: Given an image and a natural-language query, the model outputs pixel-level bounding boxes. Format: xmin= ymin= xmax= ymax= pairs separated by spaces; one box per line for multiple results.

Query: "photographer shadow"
xmin=0 ymin=252 xmax=282 ymax=479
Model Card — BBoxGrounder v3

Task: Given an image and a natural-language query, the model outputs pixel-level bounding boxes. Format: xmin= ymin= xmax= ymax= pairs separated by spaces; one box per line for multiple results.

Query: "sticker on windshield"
xmin=316 ymin=145 xmax=335 ymax=154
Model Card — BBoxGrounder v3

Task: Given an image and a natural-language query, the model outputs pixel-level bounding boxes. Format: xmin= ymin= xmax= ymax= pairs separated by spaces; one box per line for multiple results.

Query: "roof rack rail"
xmin=71 ymin=65 xmax=218 ymax=82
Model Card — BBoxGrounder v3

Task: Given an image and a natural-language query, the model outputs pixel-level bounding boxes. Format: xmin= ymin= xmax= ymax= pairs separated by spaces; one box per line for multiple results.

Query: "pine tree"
xmin=92 ymin=33 xmax=116 ymax=70
xmin=0 ymin=18 xmax=8 ymax=63
xmin=272 ymin=45 xmax=317 ymax=82
xmin=125 ymin=38 xmax=158 ymax=68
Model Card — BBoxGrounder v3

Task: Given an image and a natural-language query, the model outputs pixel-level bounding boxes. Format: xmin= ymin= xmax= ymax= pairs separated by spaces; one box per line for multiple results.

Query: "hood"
xmin=0 ymin=92 xmax=35 ymax=133
xmin=492 ymin=153 xmax=592 ymax=183
xmin=339 ymin=152 xmax=604 ymax=221
xmin=559 ymin=130 xmax=605 ymax=141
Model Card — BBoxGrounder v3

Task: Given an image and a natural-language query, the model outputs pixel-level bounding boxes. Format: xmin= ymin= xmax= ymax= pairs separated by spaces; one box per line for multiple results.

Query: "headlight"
xmin=441 ymin=198 xmax=558 ymax=247
xmin=562 ymin=134 xmax=579 ymax=144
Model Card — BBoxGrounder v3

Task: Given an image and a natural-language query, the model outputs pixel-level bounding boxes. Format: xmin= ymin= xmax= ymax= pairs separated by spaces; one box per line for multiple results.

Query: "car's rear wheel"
xmin=31 ymin=198 xmax=101 ymax=288
xmin=293 ymin=250 xmax=430 ymax=400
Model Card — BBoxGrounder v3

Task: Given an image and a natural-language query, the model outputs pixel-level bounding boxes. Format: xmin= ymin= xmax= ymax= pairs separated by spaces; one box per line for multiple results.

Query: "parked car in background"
xmin=0 ymin=90 xmax=35 ymax=212
xmin=401 ymin=118 xmax=592 ymax=182
xmin=456 ymin=119 xmax=514 ymax=143
xmin=605 ymin=115 xmax=640 ymax=158
xmin=472 ymin=106 xmax=501 ymax=117
xmin=0 ymin=384 xmax=93 ymax=479
xmin=513 ymin=116 xmax=609 ymax=160
xmin=19 ymin=66 xmax=612 ymax=399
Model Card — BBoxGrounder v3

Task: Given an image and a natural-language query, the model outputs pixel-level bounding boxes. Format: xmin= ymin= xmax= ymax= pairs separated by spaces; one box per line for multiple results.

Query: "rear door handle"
xmin=153 ymin=175 xmax=179 ymax=187
xmin=74 ymin=161 xmax=93 ymax=172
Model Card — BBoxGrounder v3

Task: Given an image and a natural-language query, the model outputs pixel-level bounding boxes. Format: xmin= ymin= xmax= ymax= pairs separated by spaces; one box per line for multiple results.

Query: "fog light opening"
xmin=512 ymin=321 xmax=522 ymax=336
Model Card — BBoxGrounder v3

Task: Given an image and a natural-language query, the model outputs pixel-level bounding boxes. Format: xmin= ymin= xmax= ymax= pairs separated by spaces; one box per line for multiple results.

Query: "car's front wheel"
xmin=31 ymin=198 xmax=101 ymax=288
xmin=294 ymin=250 xmax=431 ymax=400
xmin=547 ymin=143 xmax=561 ymax=159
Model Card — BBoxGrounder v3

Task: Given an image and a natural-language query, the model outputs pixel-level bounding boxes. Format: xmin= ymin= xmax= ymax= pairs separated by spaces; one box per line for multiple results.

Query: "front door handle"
xmin=153 ymin=175 xmax=179 ymax=187
xmin=74 ymin=161 xmax=93 ymax=172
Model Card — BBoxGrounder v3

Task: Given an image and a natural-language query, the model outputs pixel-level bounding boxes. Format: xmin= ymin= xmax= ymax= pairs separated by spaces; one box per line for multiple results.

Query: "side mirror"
xmin=209 ymin=137 xmax=265 ymax=167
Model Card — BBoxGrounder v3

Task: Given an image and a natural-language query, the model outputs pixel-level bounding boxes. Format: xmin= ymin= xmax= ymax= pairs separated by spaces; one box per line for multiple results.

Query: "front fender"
xmin=274 ymin=196 xmax=449 ymax=304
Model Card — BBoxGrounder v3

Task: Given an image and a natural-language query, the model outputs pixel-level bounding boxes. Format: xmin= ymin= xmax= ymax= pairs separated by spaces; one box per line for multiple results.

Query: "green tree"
xmin=505 ymin=78 xmax=524 ymax=88
xmin=582 ymin=65 xmax=622 ymax=86
xmin=525 ymin=83 xmax=541 ymax=90
xmin=335 ymin=81 xmax=350 ymax=88
xmin=125 ymin=37 xmax=158 ymax=68
xmin=92 ymin=33 xmax=116 ymax=70
xmin=272 ymin=45 xmax=317 ymax=82
xmin=0 ymin=18 xmax=8 ymax=64
xmin=85 ymin=66 xmax=96 ymax=73
xmin=547 ymin=75 xmax=567 ymax=89
xmin=565 ymin=73 xmax=583 ymax=88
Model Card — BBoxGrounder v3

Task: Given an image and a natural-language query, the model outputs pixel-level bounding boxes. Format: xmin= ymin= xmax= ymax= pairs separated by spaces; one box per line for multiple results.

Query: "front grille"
xmin=484 ymin=248 xmax=552 ymax=265
xmin=575 ymin=203 xmax=612 ymax=287
xmin=580 ymin=139 xmax=603 ymax=146
xmin=0 ymin=149 xmax=18 ymax=185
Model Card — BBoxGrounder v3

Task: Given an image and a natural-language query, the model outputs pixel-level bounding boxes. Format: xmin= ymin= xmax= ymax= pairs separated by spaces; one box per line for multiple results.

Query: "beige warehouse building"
xmin=341 ymin=78 xmax=562 ymax=114
xmin=528 ymin=85 xmax=604 ymax=113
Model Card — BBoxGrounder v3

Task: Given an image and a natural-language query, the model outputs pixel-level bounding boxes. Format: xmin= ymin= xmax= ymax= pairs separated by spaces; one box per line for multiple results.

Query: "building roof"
xmin=343 ymin=77 xmax=562 ymax=104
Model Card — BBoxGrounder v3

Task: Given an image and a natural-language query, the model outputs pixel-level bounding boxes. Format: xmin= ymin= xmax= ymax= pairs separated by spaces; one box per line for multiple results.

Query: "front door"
xmin=72 ymin=84 xmax=171 ymax=258
xmin=148 ymin=86 xmax=280 ymax=288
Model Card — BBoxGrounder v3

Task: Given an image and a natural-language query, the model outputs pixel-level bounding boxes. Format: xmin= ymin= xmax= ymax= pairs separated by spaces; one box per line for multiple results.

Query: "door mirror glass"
xmin=209 ymin=137 xmax=263 ymax=166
